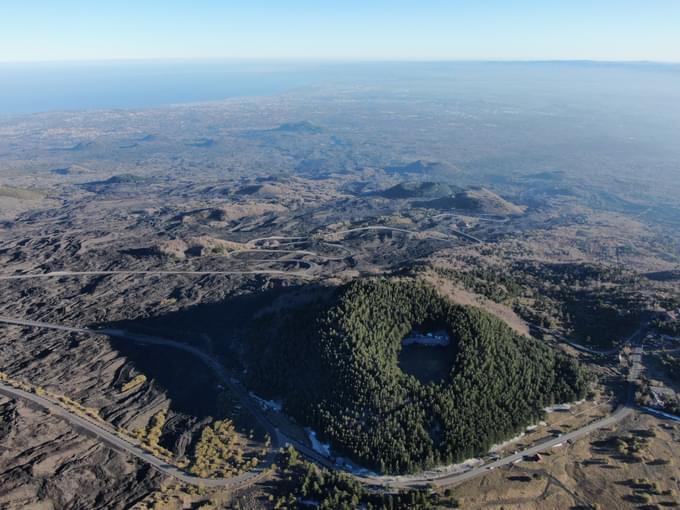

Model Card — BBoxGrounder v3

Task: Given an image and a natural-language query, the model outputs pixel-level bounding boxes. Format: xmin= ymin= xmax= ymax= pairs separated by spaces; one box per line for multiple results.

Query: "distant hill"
xmin=376 ymin=181 xmax=462 ymax=199
xmin=172 ymin=202 xmax=286 ymax=224
xmin=186 ymin=138 xmax=215 ymax=148
xmin=234 ymin=182 xmax=288 ymax=197
xmin=644 ymin=270 xmax=680 ymax=282
xmin=82 ymin=174 xmax=151 ymax=192
xmin=48 ymin=141 xmax=92 ymax=152
xmin=92 ymin=174 xmax=149 ymax=185
xmin=295 ymin=158 xmax=329 ymax=176
xmin=384 ymin=160 xmax=457 ymax=176
xmin=235 ymin=184 xmax=263 ymax=195
xmin=270 ymin=121 xmax=323 ymax=134
xmin=0 ymin=185 xmax=45 ymax=200
xmin=415 ymin=188 xmax=525 ymax=216
xmin=523 ymin=170 xmax=566 ymax=181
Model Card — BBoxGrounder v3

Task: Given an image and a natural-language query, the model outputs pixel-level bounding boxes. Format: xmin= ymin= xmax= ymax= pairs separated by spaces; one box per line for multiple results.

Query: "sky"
xmin=1 ymin=0 xmax=679 ymax=63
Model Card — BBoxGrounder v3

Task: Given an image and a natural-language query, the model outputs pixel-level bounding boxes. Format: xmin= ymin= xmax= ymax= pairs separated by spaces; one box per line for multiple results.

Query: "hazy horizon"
xmin=3 ymin=57 xmax=680 ymax=65
xmin=2 ymin=1 xmax=679 ymax=63
xmin=2 ymin=59 xmax=679 ymax=115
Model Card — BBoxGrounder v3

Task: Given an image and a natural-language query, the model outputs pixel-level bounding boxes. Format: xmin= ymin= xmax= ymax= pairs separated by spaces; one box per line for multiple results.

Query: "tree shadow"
xmin=89 ymin=281 xmax=332 ymax=456
xmin=507 ymin=475 xmax=532 ymax=482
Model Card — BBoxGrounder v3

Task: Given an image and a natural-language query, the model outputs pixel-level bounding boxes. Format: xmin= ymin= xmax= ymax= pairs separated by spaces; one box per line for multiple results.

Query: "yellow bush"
xmin=122 ymin=374 xmax=147 ymax=392
xmin=190 ymin=419 xmax=253 ymax=478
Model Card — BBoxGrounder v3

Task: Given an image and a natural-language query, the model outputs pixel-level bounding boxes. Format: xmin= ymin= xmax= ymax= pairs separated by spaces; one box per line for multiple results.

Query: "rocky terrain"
xmin=0 ymin=82 xmax=679 ymax=508
xmin=413 ymin=187 xmax=526 ymax=216
xmin=0 ymin=394 xmax=161 ymax=509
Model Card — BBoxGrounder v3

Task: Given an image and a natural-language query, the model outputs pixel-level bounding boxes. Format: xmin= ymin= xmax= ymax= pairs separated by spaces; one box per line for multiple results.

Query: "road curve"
xmin=0 ymin=316 xmax=648 ymax=492
xmin=0 ymin=382 xmax=268 ymax=489
xmin=328 ymin=225 xmax=482 ymax=244
xmin=0 ymin=316 xmax=280 ymax=488
xmin=0 ymin=223 xmax=477 ymax=282
xmin=0 ymin=316 xmax=353 ymax=484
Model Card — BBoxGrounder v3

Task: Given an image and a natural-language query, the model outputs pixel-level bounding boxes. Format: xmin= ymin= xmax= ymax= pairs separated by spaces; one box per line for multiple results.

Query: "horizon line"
xmin=1 ymin=56 xmax=679 ymax=66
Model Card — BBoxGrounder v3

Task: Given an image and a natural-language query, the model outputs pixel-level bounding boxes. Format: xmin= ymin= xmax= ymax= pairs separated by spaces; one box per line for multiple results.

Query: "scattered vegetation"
xmin=190 ymin=419 xmax=263 ymax=478
xmin=0 ymin=371 xmax=101 ymax=422
xmin=134 ymin=410 xmax=175 ymax=462
xmin=595 ymin=433 xmax=652 ymax=463
xmin=659 ymin=353 xmax=680 ymax=382
xmin=0 ymin=185 xmax=45 ymax=200
xmin=433 ymin=266 xmax=523 ymax=304
xmin=661 ymin=397 xmax=680 ymax=415
xmin=121 ymin=374 xmax=147 ymax=392
xmin=635 ymin=379 xmax=680 ymax=415
xmin=655 ymin=319 xmax=680 ymax=336
xmin=147 ymin=411 xmax=166 ymax=446
xmin=435 ymin=259 xmax=645 ymax=348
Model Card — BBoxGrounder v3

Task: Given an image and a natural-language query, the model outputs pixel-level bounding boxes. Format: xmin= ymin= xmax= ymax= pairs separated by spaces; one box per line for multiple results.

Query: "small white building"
xmin=402 ymin=330 xmax=450 ymax=347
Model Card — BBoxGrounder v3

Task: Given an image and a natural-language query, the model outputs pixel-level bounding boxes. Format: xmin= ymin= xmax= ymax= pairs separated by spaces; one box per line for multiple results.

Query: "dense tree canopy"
xmin=271 ymin=446 xmax=440 ymax=510
xmin=248 ymin=279 xmax=589 ymax=474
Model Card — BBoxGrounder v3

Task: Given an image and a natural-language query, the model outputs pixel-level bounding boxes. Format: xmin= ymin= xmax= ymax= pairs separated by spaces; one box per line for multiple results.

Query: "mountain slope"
xmin=247 ymin=279 xmax=588 ymax=474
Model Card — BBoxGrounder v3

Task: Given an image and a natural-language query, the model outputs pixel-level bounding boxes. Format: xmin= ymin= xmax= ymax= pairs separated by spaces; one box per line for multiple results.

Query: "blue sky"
xmin=1 ymin=0 xmax=679 ymax=63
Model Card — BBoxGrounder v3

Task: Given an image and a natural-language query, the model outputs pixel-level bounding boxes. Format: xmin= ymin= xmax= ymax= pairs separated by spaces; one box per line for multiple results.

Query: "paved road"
xmin=376 ymin=405 xmax=635 ymax=489
xmin=0 ymin=315 xmax=369 ymax=484
xmin=530 ymin=323 xmax=620 ymax=356
xmin=0 ymin=269 xmax=314 ymax=281
xmin=0 ymin=224 xmax=478 ymax=282
xmin=0 ymin=316 xmax=280 ymax=488
xmin=4 ymin=223 xmax=657 ymax=494
xmin=0 ymin=382 xmax=267 ymax=489
xmin=431 ymin=212 xmax=511 ymax=224
xmin=329 ymin=225 xmax=482 ymax=244
xmin=378 ymin=323 xmax=647 ymax=489
xmin=246 ymin=235 xmax=308 ymax=245
xmin=0 ymin=317 xmax=649 ymax=492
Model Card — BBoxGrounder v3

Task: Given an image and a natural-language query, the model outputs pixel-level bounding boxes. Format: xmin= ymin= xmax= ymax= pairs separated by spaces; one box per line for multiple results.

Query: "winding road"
xmin=0 ymin=382 xmax=269 ymax=489
xmin=0 ymin=316 xmax=281 ymax=488
xmin=0 ymin=224 xmax=473 ymax=282
xmin=327 ymin=225 xmax=482 ymax=244
xmin=0 ymin=225 xmax=652 ymax=492
xmin=0 ymin=315 xmax=648 ymax=491
xmin=0 ymin=268 xmax=314 ymax=281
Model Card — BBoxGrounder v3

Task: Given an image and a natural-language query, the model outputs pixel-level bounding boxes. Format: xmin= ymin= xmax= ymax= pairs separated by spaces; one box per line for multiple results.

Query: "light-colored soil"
xmin=422 ymin=270 xmax=530 ymax=336
xmin=450 ymin=412 xmax=680 ymax=510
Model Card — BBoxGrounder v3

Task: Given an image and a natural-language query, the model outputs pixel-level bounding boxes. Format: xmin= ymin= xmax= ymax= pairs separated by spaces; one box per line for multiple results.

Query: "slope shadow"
xmin=107 ymin=339 xmax=219 ymax=419
xmin=91 ymin=282 xmax=327 ymax=419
